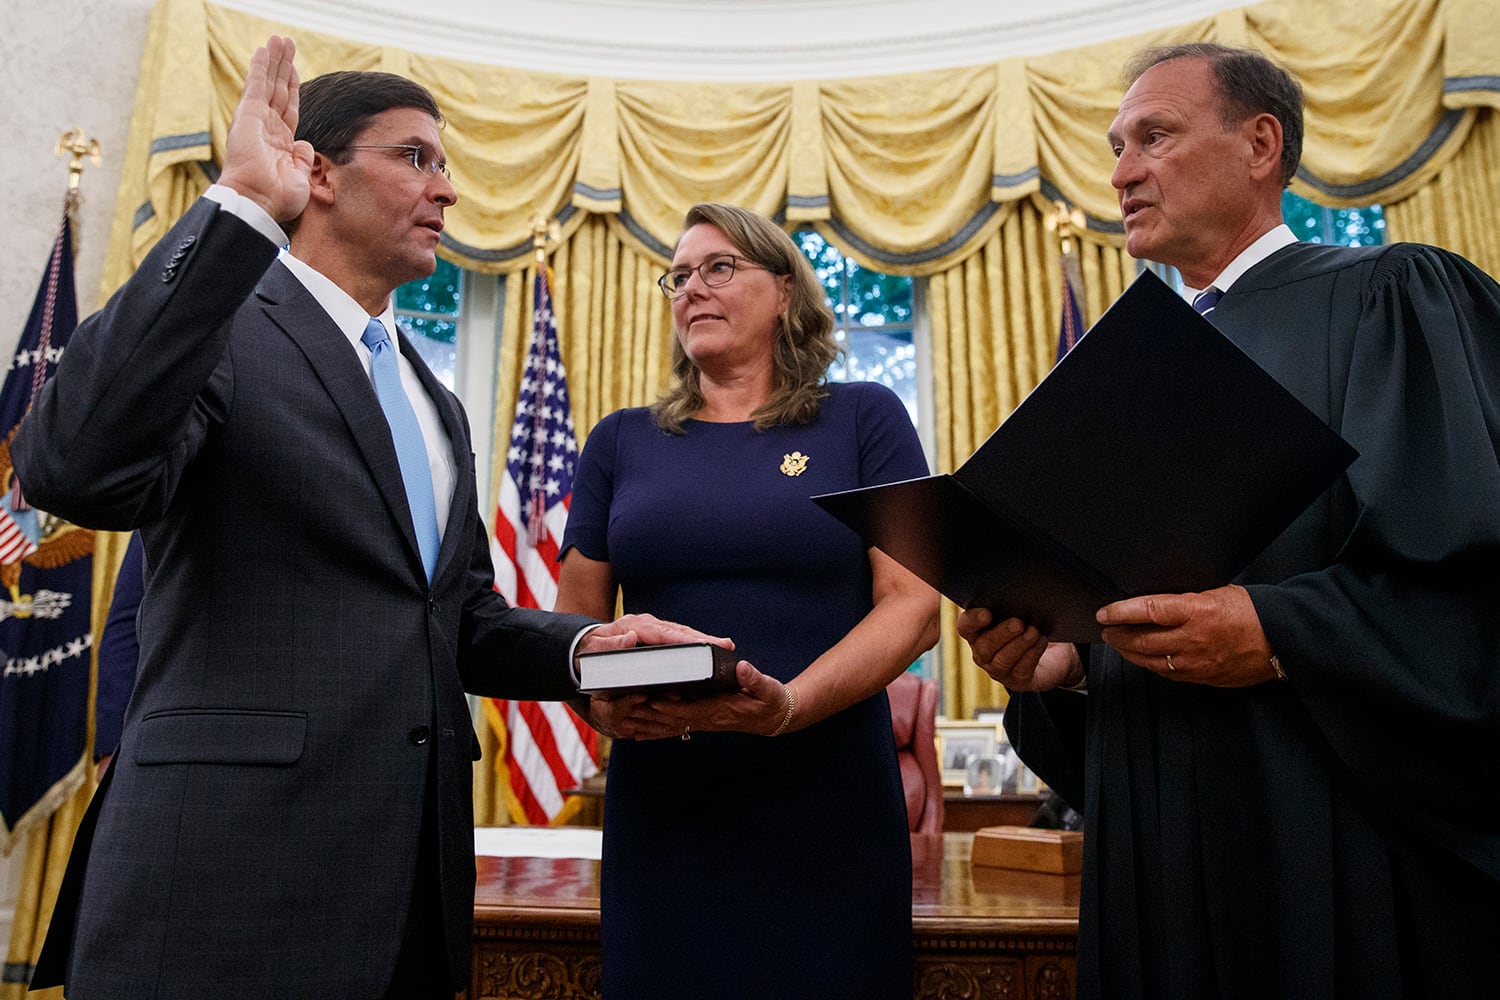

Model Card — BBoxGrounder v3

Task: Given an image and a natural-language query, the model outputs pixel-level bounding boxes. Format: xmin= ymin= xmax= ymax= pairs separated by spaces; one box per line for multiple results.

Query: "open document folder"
xmin=813 ymin=270 xmax=1358 ymax=642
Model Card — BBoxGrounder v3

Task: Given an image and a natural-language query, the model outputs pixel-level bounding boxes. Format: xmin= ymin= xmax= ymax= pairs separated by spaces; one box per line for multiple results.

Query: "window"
xmin=1281 ymin=191 xmax=1384 ymax=247
xmin=1145 ymin=191 xmax=1386 ymax=291
xmin=793 ymin=231 xmax=934 ymax=678
xmin=395 ymin=257 xmax=463 ymax=390
xmin=393 ymin=259 xmax=504 ymax=523
xmin=794 ymin=231 xmax=922 ymax=427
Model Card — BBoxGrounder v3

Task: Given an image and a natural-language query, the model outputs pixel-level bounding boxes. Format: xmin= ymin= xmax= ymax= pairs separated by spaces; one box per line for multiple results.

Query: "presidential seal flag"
xmin=487 ymin=264 xmax=598 ymax=824
xmin=0 ymin=200 xmax=95 ymax=854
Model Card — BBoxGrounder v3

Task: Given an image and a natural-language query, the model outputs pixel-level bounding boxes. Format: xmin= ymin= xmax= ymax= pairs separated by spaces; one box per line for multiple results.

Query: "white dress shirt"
xmin=204 ymin=183 xmax=456 ymax=541
xmin=1180 ymin=224 xmax=1298 ymax=303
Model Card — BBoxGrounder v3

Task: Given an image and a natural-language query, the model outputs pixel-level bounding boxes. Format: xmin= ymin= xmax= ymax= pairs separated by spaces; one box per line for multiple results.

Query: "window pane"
xmin=395 ymin=258 xmax=462 ymax=391
xmin=1281 ymin=191 xmax=1385 ymax=247
xmin=794 ymin=231 xmax=919 ymax=425
xmin=845 ymin=266 xmax=913 ymax=328
xmin=831 ymin=328 xmax=919 ymax=400
xmin=396 ymin=257 xmax=463 ymax=315
xmin=401 ymin=316 xmax=458 ymax=389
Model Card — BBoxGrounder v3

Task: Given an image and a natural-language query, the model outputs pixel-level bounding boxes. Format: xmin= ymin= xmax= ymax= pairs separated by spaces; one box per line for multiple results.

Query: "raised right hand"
xmin=217 ymin=35 xmax=314 ymax=223
xmin=956 ymin=608 xmax=1082 ymax=692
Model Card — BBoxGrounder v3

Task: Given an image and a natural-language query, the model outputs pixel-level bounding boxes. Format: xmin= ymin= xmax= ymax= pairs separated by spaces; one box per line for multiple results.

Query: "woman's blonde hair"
xmin=651 ymin=203 xmax=840 ymax=433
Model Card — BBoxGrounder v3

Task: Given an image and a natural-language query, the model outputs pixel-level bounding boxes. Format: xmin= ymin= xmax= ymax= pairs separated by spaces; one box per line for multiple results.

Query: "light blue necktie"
xmin=1192 ymin=286 xmax=1223 ymax=317
xmin=362 ymin=318 xmax=440 ymax=582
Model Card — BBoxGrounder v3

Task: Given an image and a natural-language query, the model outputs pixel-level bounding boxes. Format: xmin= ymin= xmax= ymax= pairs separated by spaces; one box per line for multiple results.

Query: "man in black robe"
xmin=958 ymin=42 xmax=1499 ymax=998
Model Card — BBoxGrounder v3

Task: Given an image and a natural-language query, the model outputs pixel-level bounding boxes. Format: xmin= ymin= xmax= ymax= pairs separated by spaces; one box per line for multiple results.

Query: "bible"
xmin=813 ymin=269 xmax=1358 ymax=642
xmin=577 ymin=641 xmax=741 ymax=696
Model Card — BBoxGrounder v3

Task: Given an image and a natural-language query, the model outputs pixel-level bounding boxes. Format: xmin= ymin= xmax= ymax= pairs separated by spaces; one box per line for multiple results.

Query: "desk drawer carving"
xmin=469 ymin=832 xmax=1077 ymax=1000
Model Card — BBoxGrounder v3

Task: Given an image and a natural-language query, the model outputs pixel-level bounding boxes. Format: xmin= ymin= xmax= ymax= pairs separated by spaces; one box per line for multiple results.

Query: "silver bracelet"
xmin=771 ymin=684 xmax=797 ymax=736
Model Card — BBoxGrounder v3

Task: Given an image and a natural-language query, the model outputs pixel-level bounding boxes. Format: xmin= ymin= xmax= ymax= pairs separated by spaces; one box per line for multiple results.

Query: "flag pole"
xmin=54 ymin=129 xmax=102 ymax=248
xmin=1047 ymin=198 xmax=1084 ymax=259
xmin=56 ymin=128 xmax=102 ymax=194
xmin=1047 ymin=199 xmax=1088 ymax=360
xmin=530 ymin=213 xmax=560 ymax=269
xmin=489 ymin=214 xmax=599 ymax=825
xmin=523 ymin=215 xmax=560 ymax=547
xmin=11 ymin=135 xmax=102 ymax=515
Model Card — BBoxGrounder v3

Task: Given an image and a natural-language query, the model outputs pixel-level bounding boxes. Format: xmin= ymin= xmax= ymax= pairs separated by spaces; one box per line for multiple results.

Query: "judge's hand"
xmin=587 ymin=661 xmax=785 ymax=741
xmin=1097 ymin=584 xmax=1280 ymax=687
xmin=957 ymin=609 xmax=1083 ymax=691
xmin=217 ymin=35 xmax=314 ymax=224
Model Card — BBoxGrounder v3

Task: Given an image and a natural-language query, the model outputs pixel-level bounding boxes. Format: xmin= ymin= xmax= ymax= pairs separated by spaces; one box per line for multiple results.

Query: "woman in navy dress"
xmin=556 ymin=203 xmax=940 ymax=998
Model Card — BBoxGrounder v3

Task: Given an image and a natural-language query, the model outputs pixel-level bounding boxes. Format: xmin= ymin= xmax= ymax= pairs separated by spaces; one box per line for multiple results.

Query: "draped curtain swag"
xmin=0 ymin=0 xmax=1480 ymax=885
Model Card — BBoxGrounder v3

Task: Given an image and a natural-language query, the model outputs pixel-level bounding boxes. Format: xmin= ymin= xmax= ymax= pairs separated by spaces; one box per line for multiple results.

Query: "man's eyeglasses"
xmin=657 ymin=253 xmax=771 ymax=300
xmin=340 ymin=144 xmax=451 ymax=181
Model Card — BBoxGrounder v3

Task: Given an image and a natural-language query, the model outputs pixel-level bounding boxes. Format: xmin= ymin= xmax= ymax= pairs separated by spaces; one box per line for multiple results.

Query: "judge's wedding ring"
xmin=1165 ymin=654 xmax=1177 ymax=672
xmin=681 ymin=725 xmax=692 ymax=741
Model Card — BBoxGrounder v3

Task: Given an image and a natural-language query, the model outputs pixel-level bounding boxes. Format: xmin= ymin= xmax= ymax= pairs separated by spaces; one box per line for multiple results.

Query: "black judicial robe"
xmin=1007 ymin=240 xmax=1500 ymax=1000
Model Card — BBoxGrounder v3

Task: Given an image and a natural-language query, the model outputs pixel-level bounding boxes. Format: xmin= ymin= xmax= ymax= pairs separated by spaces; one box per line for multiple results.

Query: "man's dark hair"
xmin=1123 ymin=42 xmax=1303 ymax=188
xmin=283 ymin=71 xmax=443 ymax=234
xmin=295 ymin=70 xmax=443 ymax=158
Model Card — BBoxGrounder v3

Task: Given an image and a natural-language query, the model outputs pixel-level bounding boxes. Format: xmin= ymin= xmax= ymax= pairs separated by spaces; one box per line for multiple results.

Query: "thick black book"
xmin=813 ymin=270 xmax=1358 ymax=642
xmin=577 ymin=641 xmax=741 ymax=696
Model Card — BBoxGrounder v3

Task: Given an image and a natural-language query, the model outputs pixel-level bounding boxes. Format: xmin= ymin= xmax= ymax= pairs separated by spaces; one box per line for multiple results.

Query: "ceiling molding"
xmin=216 ymin=0 xmax=1247 ymax=80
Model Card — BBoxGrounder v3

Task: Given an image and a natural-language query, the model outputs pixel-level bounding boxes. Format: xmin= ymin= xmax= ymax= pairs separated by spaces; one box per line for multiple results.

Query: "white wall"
xmin=2 ymin=0 xmax=155 ymax=359
xmin=0 ymin=0 xmax=155 ymax=948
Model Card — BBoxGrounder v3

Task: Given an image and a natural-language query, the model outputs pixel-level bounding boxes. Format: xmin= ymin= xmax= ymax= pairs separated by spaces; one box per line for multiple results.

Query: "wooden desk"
xmin=469 ymin=831 xmax=1078 ymax=999
xmin=943 ymin=791 xmax=1045 ymax=831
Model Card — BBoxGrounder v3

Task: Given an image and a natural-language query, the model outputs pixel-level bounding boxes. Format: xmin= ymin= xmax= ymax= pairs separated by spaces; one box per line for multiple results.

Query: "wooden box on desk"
xmin=971 ymin=825 xmax=1083 ymax=875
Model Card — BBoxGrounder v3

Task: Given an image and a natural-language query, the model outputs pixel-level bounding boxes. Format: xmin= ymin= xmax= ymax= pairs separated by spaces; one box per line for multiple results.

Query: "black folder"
xmin=813 ymin=270 xmax=1358 ymax=642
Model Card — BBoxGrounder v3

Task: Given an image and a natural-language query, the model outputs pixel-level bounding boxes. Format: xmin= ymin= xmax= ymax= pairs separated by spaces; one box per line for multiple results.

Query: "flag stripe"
xmin=0 ymin=512 xmax=38 ymax=564
xmin=495 ymin=476 xmax=558 ymax=610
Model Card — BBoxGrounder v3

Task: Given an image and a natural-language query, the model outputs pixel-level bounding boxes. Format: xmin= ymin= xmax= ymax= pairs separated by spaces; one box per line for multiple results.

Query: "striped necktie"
xmin=362 ymin=318 xmax=440 ymax=582
xmin=1192 ymin=287 xmax=1223 ymax=317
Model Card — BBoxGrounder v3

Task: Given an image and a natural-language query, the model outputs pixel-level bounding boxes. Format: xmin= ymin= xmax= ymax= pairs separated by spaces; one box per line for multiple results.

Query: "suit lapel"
xmin=253 ymin=263 xmax=427 ymax=580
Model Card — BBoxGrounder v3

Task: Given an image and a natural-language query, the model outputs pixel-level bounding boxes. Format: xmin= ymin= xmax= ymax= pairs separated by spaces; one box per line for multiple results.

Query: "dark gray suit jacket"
xmin=13 ymin=198 xmax=596 ymax=998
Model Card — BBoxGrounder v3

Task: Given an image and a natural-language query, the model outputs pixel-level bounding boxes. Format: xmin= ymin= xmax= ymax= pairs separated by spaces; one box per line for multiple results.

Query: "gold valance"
xmin=103 ymin=0 xmax=1500 ymax=295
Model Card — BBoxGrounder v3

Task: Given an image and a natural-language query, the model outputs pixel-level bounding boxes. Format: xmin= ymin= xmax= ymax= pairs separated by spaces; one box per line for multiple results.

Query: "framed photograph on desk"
xmin=935 ymin=720 xmax=1001 ymax=786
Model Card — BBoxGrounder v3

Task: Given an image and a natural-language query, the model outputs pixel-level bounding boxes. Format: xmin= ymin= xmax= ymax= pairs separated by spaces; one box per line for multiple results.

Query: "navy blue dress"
xmin=563 ymin=382 xmax=928 ymax=999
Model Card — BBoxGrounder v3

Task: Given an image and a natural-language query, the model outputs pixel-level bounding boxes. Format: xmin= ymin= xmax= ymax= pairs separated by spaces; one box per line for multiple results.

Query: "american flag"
xmin=487 ymin=266 xmax=599 ymax=825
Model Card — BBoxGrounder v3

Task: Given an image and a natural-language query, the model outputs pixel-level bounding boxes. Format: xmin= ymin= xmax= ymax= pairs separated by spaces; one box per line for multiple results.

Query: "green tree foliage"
xmin=1281 ymin=191 xmax=1385 ymax=246
xmin=795 ymin=230 xmax=918 ymax=421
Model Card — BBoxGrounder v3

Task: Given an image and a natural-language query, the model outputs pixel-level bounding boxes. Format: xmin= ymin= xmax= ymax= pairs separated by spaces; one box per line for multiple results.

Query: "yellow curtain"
xmin=107 ymin=0 xmax=1499 ymax=290
xmin=498 ymin=219 xmax=676 ymax=443
xmin=925 ymin=201 xmax=1137 ymax=719
xmin=1384 ymin=108 xmax=1500 ymax=276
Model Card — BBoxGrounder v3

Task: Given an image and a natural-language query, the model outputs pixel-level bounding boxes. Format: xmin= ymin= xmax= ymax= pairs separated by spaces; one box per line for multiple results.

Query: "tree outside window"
xmin=794 ymin=230 xmax=920 ymax=426
xmin=395 ymin=257 xmax=462 ymax=390
xmin=1281 ymin=191 xmax=1385 ymax=246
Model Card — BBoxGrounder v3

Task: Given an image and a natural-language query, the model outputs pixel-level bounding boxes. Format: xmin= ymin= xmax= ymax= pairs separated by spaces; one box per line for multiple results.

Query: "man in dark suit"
xmin=957 ymin=42 xmax=1500 ymax=999
xmin=14 ymin=36 xmax=721 ymax=999
xmin=93 ymin=531 xmax=143 ymax=781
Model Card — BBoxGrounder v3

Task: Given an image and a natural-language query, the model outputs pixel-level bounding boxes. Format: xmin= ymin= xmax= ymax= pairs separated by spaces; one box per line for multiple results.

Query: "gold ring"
xmin=681 ymin=725 xmax=692 ymax=741
xmin=1165 ymin=654 xmax=1177 ymax=672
